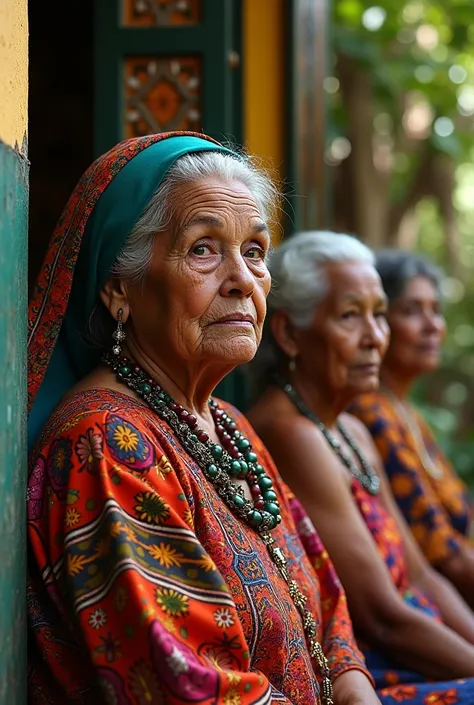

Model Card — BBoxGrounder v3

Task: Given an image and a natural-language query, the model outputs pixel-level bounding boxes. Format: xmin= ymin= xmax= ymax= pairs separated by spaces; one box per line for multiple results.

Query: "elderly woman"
xmin=350 ymin=250 xmax=474 ymax=607
xmin=247 ymin=231 xmax=474 ymax=704
xmin=27 ymin=133 xmax=383 ymax=705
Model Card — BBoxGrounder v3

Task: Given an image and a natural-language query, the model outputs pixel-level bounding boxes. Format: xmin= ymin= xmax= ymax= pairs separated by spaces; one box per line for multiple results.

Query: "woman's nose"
xmin=424 ymin=311 xmax=443 ymax=332
xmin=220 ymin=253 xmax=255 ymax=297
xmin=365 ymin=317 xmax=388 ymax=348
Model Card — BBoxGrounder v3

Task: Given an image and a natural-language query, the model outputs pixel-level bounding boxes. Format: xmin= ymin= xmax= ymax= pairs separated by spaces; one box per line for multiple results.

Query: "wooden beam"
xmin=285 ymin=0 xmax=330 ymax=232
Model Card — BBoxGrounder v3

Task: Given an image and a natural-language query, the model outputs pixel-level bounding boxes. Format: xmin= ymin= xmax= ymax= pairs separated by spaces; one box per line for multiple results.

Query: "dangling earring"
xmin=288 ymin=356 xmax=296 ymax=373
xmin=112 ymin=308 xmax=126 ymax=355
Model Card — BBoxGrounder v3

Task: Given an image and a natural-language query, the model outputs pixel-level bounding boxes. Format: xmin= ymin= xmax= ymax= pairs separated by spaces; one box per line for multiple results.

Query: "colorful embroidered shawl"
xmin=350 ymin=392 xmax=473 ymax=566
xmin=27 ymin=392 xmax=372 ymax=704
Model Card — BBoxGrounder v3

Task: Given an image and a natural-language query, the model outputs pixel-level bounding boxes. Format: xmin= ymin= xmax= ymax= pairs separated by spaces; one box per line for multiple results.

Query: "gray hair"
xmin=375 ymin=249 xmax=444 ymax=303
xmin=268 ymin=230 xmax=375 ymax=328
xmin=111 ymin=150 xmax=278 ymax=284
xmin=88 ymin=149 xmax=278 ymax=347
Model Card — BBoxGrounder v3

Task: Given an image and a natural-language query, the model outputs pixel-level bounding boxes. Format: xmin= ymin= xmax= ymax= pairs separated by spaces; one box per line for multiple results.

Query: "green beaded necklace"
xmin=103 ymin=352 xmax=334 ymax=705
xmin=104 ymin=353 xmax=281 ymax=531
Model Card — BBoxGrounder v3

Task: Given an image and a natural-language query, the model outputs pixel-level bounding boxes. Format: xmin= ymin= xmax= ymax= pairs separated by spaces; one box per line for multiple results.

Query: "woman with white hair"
xmin=248 ymin=230 xmax=474 ymax=704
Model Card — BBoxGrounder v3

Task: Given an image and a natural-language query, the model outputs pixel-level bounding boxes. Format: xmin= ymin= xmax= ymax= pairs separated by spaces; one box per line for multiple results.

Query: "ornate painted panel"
xmin=96 ymin=1 xmax=241 ymax=151
xmin=124 ymin=56 xmax=201 ymax=137
xmin=123 ymin=0 xmax=200 ymax=27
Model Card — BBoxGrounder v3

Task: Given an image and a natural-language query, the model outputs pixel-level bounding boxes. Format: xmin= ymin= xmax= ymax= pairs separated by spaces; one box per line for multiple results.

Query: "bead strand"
xmin=103 ymin=353 xmax=333 ymax=704
xmin=276 ymin=376 xmax=380 ymax=495
xmin=106 ymin=354 xmax=282 ymax=531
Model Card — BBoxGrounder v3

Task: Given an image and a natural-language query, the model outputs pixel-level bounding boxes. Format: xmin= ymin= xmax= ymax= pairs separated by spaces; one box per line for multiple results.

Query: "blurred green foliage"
xmin=331 ymin=0 xmax=474 ymax=490
xmin=331 ymin=0 xmax=474 ymax=162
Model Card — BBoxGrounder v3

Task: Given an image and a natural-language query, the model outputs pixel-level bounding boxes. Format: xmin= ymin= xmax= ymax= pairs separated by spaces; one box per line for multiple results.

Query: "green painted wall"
xmin=0 ymin=140 xmax=28 ymax=705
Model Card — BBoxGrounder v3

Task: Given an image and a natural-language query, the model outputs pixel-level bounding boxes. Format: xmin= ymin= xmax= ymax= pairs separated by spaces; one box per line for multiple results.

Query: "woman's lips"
xmin=210 ymin=313 xmax=255 ymax=326
xmin=417 ymin=343 xmax=441 ymax=354
xmin=353 ymin=363 xmax=379 ymax=374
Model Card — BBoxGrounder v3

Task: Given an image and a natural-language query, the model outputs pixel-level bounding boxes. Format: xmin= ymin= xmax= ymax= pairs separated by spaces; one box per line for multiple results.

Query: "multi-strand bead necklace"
xmin=103 ymin=352 xmax=333 ymax=705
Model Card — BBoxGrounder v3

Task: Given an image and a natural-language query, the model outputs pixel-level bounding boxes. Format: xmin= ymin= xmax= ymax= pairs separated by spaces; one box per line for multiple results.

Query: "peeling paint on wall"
xmin=0 ymin=0 xmax=28 ymax=151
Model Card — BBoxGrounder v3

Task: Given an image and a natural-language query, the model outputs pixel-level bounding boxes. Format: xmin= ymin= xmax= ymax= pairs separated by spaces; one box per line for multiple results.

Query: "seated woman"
xmin=247 ymin=230 xmax=474 ymax=703
xmin=27 ymin=133 xmax=381 ymax=705
xmin=350 ymin=250 xmax=474 ymax=607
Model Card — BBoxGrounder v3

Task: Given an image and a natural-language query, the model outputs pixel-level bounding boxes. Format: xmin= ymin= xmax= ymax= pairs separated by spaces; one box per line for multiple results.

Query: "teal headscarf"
xmin=28 ymin=133 xmax=237 ymax=451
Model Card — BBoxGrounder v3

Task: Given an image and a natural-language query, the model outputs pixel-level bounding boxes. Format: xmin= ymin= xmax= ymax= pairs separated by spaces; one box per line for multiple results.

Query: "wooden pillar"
xmin=285 ymin=0 xmax=330 ymax=232
xmin=0 ymin=0 xmax=29 ymax=702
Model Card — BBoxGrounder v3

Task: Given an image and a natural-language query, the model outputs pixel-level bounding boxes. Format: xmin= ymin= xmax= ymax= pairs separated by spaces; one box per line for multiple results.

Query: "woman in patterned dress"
xmin=350 ymin=250 xmax=474 ymax=608
xmin=27 ymin=133 xmax=380 ymax=705
xmin=248 ymin=230 xmax=474 ymax=705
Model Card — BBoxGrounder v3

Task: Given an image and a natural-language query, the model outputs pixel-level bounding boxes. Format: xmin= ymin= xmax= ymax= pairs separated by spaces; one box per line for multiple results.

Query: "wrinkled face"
xmin=125 ymin=177 xmax=271 ymax=370
xmin=293 ymin=261 xmax=390 ymax=398
xmin=384 ymin=276 xmax=446 ymax=376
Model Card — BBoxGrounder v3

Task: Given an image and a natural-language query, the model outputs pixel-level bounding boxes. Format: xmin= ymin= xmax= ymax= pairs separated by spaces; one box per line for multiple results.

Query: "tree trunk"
xmin=387 ymin=149 xmax=435 ymax=245
xmin=432 ymin=156 xmax=463 ymax=281
xmin=337 ymin=53 xmax=389 ymax=246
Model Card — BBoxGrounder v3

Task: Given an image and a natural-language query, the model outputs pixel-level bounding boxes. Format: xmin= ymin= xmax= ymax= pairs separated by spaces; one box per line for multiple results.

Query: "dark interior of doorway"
xmin=28 ymin=0 xmax=94 ymax=291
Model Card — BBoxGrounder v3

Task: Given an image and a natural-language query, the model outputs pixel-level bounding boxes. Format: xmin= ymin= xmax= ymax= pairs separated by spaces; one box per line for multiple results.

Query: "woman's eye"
xmin=375 ymin=310 xmax=387 ymax=319
xmin=341 ymin=311 xmax=357 ymax=319
xmin=192 ymin=243 xmax=212 ymax=256
xmin=245 ymin=247 xmax=265 ymax=260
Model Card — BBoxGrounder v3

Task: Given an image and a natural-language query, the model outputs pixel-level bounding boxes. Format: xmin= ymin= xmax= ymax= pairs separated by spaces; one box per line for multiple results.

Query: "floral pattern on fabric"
xmin=28 ymin=391 xmax=371 ymax=705
xmin=350 ymin=393 xmax=473 ymax=566
xmin=291 ymin=488 xmax=474 ymax=704
xmin=75 ymin=428 xmax=104 ymax=474
xmin=377 ymin=680 xmax=471 ymax=704
xmin=351 ymin=476 xmax=408 ymax=590
xmin=47 ymin=436 xmax=74 ymax=498
xmin=105 ymin=414 xmax=155 ymax=470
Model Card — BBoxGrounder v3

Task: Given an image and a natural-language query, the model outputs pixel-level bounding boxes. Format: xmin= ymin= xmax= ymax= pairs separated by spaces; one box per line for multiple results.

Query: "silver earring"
xmin=112 ymin=308 xmax=126 ymax=355
xmin=289 ymin=356 xmax=296 ymax=372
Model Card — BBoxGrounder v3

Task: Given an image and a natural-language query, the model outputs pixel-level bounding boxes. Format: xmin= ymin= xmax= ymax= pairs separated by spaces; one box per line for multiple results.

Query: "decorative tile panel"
xmin=123 ymin=0 xmax=200 ymax=27
xmin=124 ymin=56 xmax=202 ymax=137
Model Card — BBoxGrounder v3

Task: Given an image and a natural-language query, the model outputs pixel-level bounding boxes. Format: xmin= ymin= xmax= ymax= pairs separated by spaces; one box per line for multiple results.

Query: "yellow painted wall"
xmin=243 ymin=0 xmax=284 ymax=186
xmin=0 ymin=0 xmax=28 ymax=152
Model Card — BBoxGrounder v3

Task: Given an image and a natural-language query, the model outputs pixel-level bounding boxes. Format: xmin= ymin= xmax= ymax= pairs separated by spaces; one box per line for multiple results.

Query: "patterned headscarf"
xmin=28 ymin=132 xmax=237 ymax=451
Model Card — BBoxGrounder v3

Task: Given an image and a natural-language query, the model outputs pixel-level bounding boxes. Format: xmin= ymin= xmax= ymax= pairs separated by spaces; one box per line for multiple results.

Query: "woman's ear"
xmin=100 ymin=277 xmax=130 ymax=323
xmin=270 ymin=310 xmax=299 ymax=359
